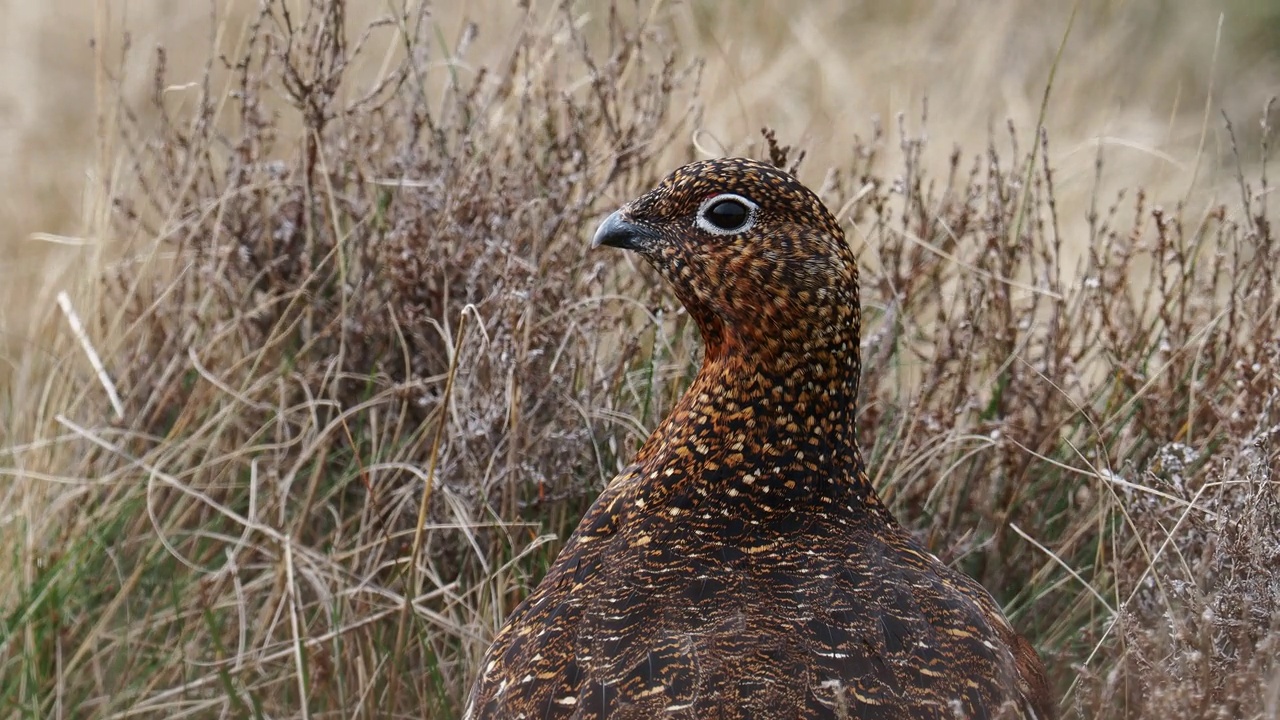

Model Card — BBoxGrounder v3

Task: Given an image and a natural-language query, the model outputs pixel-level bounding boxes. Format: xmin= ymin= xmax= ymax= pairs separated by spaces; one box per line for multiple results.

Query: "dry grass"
xmin=2 ymin=1 xmax=1279 ymax=718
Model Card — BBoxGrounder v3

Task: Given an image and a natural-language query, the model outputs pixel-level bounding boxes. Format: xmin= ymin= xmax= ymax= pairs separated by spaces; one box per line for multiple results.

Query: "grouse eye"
xmin=706 ymin=199 xmax=747 ymax=229
xmin=696 ymin=193 xmax=758 ymax=236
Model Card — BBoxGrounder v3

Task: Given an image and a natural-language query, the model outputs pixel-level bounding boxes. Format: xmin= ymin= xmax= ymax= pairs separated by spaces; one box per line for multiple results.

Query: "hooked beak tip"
xmin=591 ymin=210 xmax=646 ymax=251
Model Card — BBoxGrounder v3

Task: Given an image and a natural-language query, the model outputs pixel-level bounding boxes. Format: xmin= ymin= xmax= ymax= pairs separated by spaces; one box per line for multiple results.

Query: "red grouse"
xmin=465 ymin=157 xmax=1052 ymax=719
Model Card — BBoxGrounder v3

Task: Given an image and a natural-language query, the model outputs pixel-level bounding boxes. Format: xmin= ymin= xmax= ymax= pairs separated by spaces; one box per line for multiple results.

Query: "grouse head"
xmin=592 ymin=157 xmax=860 ymax=376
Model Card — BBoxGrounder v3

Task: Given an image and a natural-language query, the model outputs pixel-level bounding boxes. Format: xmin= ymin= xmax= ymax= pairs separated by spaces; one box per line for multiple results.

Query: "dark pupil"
xmin=706 ymin=199 xmax=748 ymax=230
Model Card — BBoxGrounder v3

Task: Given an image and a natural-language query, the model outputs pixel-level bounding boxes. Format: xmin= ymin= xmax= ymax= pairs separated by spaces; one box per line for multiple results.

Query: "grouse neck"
xmin=696 ymin=289 xmax=863 ymax=453
xmin=687 ymin=329 xmax=862 ymax=462
xmin=630 ymin=304 xmax=872 ymax=516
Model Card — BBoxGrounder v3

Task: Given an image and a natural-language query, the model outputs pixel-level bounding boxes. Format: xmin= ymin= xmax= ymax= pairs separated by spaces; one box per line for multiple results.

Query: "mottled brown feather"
xmin=464 ymin=158 xmax=1053 ymax=720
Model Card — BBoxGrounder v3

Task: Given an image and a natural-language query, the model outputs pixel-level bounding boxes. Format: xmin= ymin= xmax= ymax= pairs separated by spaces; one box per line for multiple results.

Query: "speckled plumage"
xmin=465 ymin=158 xmax=1052 ymax=720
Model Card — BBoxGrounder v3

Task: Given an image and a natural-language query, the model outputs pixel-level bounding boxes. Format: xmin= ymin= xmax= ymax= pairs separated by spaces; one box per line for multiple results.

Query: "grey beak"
xmin=591 ymin=210 xmax=650 ymax=251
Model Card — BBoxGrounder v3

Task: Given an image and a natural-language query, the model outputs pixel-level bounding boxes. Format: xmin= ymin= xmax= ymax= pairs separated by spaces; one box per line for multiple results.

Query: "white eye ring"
xmin=695 ymin=193 xmax=759 ymax=236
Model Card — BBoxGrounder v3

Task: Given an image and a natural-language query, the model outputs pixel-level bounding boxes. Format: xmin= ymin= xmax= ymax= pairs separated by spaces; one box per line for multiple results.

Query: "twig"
xmin=57 ymin=291 xmax=125 ymax=420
